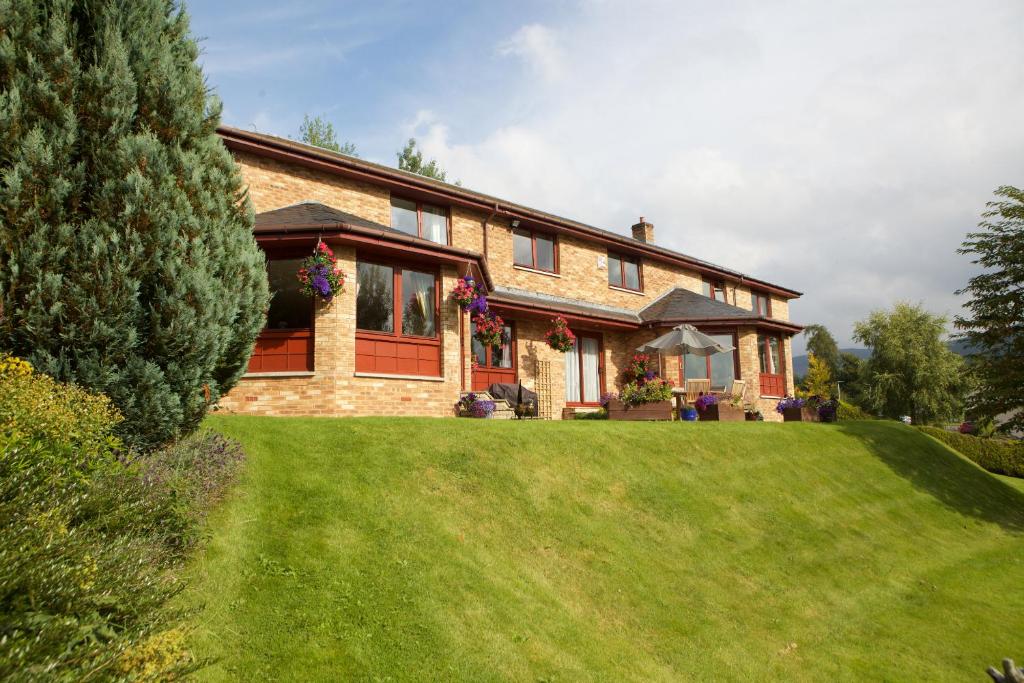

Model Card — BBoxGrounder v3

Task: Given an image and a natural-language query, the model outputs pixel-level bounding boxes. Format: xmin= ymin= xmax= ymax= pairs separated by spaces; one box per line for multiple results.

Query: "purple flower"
xmin=312 ymin=274 xmax=332 ymax=298
xmin=468 ymin=296 xmax=489 ymax=315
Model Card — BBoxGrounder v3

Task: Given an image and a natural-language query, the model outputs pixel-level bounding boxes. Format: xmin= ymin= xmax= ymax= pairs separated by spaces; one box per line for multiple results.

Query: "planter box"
xmin=718 ymin=402 xmax=747 ymax=422
xmin=607 ymin=398 xmax=674 ymax=421
xmin=697 ymin=404 xmax=719 ymax=421
xmin=782 ymin=407 xmax=803 ymax=422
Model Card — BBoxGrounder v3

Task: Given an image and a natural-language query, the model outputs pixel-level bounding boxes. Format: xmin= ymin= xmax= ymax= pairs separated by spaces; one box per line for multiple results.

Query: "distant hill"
xmin=792 ymin=341 xmax=974 ymax=377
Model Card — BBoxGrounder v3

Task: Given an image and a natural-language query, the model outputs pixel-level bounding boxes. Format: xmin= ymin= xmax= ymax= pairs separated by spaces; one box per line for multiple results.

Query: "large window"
xmin=682 ymin=332 xmax=737 ymax=390
xmin=355 ymin=261 xmax=440 ymax=377
xmin=565 ymin=334 xmax=603 ymax=404
xmin=702 ymin=279 xmax=727 ymax=303
xmin=758 ymin=334 xmax=782 ymax=374
xmin=356 ymin=262 xmax=436 ymax=338
xmin=266 ymin=259 xmax=313 ymax=330
xmin=390 ymin=197 xmax=448 ymax=244
xmin=608 ymin=253 xmax=642 ymax=291
xmin=512 ymin=228 xmax=557 ymax=272
xmin=751 ymin=292 xmax=771 ymax=317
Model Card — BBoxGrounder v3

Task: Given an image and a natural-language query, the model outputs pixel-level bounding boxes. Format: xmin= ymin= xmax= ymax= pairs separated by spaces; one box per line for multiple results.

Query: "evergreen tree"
xmin=853 ymin=303 xmax=966 ymax=424
xmin=0 ymin=0 xmax=269 ymax=447
xmin=956 ymin=186 xmax=1024 ymax=433
xmin=802 ymin=324 xmax=840 ymax=376
xmin=397 ymin=138 xmax=452 ymax=182
xmin=803 ymin=353 xmax=834 ymax=397
xmin=299 ymin=114 xmax=357 ymax=156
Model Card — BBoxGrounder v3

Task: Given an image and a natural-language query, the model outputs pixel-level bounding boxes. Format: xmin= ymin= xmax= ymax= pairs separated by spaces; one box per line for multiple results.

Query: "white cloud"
xmin=411 ymin=0 xmax=1024 ymax=349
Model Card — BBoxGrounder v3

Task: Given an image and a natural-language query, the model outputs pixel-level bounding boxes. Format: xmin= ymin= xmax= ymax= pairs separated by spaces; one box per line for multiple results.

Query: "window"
xmin=356 ymin=262 xmax=436 ymax=338
xmin=355 ymin=261 xmax=440 ymax=377
xmin=266 ymin=259 xmax=313 ymax=330
xmin=702 ymin=279 xmax=727 ymax=302
xmin=758 ymin=334 xmax=782 ymax=374
xmin=608 ymin=253 xmax=642 ymax=291
xmin=682 ymin=332 xmax=737 ymax=390
xmin=390 ymin=197 xmax=448 ymax=244
xmin=472 ymin=323 xmax=513 ymax=369
xmin=512 ymin=228 xmax=557 ymax=272
xmin=564 ymin=334 xmax=603 ymax=404
xmin=752 ymin=292 xmax=771 ymax=317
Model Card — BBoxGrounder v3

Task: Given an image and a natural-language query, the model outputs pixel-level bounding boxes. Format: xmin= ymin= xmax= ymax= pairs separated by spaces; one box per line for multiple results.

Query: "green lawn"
xmin=181 ymin=417 xmax=1024 ymax=681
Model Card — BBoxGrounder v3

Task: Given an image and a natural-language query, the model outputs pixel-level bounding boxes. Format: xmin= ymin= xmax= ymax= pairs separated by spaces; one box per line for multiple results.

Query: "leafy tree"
xmin=803 ymin=324 xmax=840 ymax=375
xmin=299 ymin=114 xmax=357 ymax=156
xmin=836 ymin=351 xmax=866 ymax=405
xmin=956 ymin=186 xmax=1024 ymax=433
xmin=0 ymin=0 xmax=269 ymax=448
xmin=803 ymin=353 xmax=834 ymax=397
xmin=853 ymin=303 xmax=966 ymax=424
xmin=397 ymin=138 xmax=451 ymax=182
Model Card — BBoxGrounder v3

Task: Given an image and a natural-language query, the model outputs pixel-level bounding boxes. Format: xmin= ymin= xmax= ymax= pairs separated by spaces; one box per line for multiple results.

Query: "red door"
xmin=471 ymin=322 xmax=516 ymax=391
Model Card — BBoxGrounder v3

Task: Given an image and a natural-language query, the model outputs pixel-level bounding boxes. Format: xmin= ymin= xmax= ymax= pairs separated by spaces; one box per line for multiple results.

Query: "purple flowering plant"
xmin=298 ymin=241 xmax=345 ymax=302
xmin=451 ymin=275 xmax=487 ymax=313
xmin=776 ymin=396 xmax=806 ymax=413
xmin=694 ymin=393 xmax=718 ymax=411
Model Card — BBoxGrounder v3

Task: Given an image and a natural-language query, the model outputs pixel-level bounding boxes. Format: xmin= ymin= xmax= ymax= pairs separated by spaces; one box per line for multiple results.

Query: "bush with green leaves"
xmin=838 ymin=401 xmax=873 ymax=421
xmin=0 ymin=355 xmax=245 ymax=679
xmin=918 ymin=426 xmax=1024 ymax=478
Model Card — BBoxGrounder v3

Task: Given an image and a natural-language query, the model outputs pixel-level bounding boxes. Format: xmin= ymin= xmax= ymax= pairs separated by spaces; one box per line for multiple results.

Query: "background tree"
xmin=853 ymin=303 xmax=966 ymax=424
xmin=956 ymin=186 xmax=1024 ymax=433
xmin=0 ymin=0 xmax=269 ymax=447
xmin=299 ymin=114 xmax=358 ymax=156
xmin=397 ymin=138 xmax=452 ymax=182
xmin=803 ymin=324 xmax=840 ymax=376
xmin=803 ymin=353 xmax=834 ymax=397
xmin=835 ymin=351 xmax=866 ymax=405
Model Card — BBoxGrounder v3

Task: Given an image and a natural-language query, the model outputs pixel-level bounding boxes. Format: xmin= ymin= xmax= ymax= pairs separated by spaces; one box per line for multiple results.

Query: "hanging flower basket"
xmin=451 ymin=275 xmax=487 ymax=313
xmin=544 ymin=315 xmax=576 ymax=352
xmin=473 ymin=311 xmax=505 ymax=347
xmin=298 ymin=241 xmax=345 ymax=302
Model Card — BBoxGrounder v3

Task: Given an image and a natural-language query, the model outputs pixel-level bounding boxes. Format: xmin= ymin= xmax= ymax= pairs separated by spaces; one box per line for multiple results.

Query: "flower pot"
xmin=716 ymin=402 xmax=746 ymax=422
xmin=697 ymin=404 xmax=719 ymax=421
xmin=607 ymin=398 xmax=674 ymax=421
xmin=681 ymin=407 xmax=699 ymax=421
xmin=782 ymin=407 xmax=803 ymax=422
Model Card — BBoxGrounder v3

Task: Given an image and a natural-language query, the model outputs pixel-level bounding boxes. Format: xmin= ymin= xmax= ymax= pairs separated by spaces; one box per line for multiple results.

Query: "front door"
xmin=471 ymin=321 xmax=516 ymax=391
xmin=565 ymin=334 xmax=604 ymax=404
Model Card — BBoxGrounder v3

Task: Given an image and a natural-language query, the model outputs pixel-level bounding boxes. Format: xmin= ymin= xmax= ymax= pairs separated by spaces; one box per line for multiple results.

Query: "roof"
xmin=219 ymin=126 xmax=802 ymax=298
xmin=254 ymin=201 xmax=400 ymax=234
xmin=488 ymin=287 xmax=641 ymax=325
xmin=639 ymin=288 xmax=803 ymax=333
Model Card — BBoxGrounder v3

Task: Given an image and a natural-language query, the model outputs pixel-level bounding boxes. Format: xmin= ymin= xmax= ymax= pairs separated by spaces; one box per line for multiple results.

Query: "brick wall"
xmin=221 ymin=150 xmax=798 ymax=419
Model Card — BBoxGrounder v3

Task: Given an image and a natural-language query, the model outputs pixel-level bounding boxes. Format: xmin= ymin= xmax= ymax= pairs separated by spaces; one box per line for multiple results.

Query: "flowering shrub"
xmin=473 ymin=311 xmax=505 ymax=347
xmin=695 ymin=393 xmax=718 ymax=411
xmin=816 ymin=398 xmax=838 ymax=422
xmin=544 ymin=316 xmax=576 ymax=352
xmin=620 ymin=376 xmax=673 ymax=406
xmin=776 ymin=396 xmax=806 ymax=413
xmin=451 ymin=275 xmax=487 ymax=313
xmin=628 ymin=353 xmax=656 ymax=383
xmin=298 ymin=241 xmax=345 ymax=302
xmin=455 ymin=392 xmax=496 ymax=418
xmin=600 ymin=392 xmax=616 ymax=408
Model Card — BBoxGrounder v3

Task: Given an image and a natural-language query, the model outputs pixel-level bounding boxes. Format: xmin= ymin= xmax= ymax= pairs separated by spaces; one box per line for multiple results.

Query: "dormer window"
xmin=390 ymin=197 xmax=448 ymax=245
xmin=702 ymin=279 xmax=727 ymax=303
xmin=751 ymin=292 xmax=771 ymax=317
xmin=608 ymin=252 xmax=642 ymax=291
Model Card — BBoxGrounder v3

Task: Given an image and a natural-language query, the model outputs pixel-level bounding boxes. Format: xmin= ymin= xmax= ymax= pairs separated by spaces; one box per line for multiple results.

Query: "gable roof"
xmin=219 ymin=126 xmax=801 ymax=298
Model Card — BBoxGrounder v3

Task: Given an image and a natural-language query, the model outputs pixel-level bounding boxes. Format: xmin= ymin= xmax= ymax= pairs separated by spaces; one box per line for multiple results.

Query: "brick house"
xmin=216 ymin=127 xmax=803 ymax=420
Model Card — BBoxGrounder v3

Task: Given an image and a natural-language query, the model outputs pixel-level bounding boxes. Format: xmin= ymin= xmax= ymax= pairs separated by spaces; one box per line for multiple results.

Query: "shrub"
xmin=917 ymin=426 xmax=1024 ymax=478
xmin=0 ymin=356 xmax=244 ymax=678
xmin=620 ymin=377 xmax=673 ymax=406
xmin=574 ymin=409 xmax=609 ymax=420
xmin=838 ymin=401 xmax=872 ymax=420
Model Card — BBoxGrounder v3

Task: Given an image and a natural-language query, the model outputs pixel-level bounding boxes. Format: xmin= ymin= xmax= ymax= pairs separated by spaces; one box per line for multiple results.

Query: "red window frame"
xmin=565 ymin=332 xmax=606 ymax=406
xmin=702 ymin=278 xmax=728 ymax=303
xmin=390 ymin=196 xmax=451 ymax=244
xmin=248 ymin=251 xmax=316 ymax=373
xmin=608 ymin=252 xmax=643 ymax=292
xmin=751 ymin=292 xmax=772 ymax=317
xmin=355 ymin=259 xmax=441 ymax=377
xmin=512 ymin=228 xmax=559 ymax=273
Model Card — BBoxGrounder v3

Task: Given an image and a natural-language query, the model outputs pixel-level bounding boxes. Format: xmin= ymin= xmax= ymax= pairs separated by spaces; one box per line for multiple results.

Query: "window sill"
xmin=513 ymin=265 xmax=560 ymax=278
xmin=609 ymin=285 xmax=645 ymax=296
xmin=242 ymin=371 xmax=315 ymax=379
xmin=354 ymin=372 xmax=444 ymax=382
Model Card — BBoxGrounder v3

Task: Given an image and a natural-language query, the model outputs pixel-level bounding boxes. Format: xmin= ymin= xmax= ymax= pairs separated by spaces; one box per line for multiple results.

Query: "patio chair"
xmin=727 ymin=379 xmax=747 ymax=402
xmin=685 ymin=378 xmax=711 ymax=404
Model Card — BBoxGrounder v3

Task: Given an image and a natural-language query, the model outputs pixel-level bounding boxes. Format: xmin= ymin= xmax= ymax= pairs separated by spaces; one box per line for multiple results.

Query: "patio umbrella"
xmin=636 ymin=324 xmax=734 ymax=357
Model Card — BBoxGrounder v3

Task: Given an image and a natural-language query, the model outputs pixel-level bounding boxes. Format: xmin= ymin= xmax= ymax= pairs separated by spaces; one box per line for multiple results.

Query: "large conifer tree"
xmin=0 ymin=0 xmax=269 ymax=447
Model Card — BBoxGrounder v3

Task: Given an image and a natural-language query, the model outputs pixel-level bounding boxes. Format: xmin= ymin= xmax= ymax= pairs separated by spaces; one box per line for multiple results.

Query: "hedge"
xmin=917 ymin=426 xmax=1024 ymax=478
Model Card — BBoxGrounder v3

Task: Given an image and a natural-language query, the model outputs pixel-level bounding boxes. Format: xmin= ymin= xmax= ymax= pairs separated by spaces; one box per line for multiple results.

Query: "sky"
xmin=188 ymin=0 xmax=1024 ymax=354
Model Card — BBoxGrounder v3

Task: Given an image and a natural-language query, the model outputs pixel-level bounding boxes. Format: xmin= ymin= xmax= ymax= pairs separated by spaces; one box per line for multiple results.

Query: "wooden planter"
xmin=718 ymin=402 xmax=747 ymax=422
xmin=607 ymin=398 xmax=674 ymax=421
xmin=697 ymin=404 xmax=719 ymax=421
xmin=782 ymin=407 xmax=803 ymax=422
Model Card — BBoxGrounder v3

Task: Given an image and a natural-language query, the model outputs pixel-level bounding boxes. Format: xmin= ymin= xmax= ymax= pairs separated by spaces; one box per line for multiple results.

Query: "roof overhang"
xmin=219 ymin=126 xmax=802 ymax=299
xmin=644 ymin=317 xmax=804 ymax=335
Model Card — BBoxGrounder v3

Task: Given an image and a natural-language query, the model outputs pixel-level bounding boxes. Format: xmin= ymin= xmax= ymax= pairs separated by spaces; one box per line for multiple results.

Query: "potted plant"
xmin=816 ymin=397 xmax=838 ymax=423
xmin=451 ymin=275 xmax=487 ymax=314
xmin=776 ymin=396 xmax=806 ymax=422
xmin=695 ymin=393 xmax=719 ymax=421
xmin=472 ymin=311 xmax=505 ymax=347
xmin=544 ymin=316 xmax=576 ymax=353
xmin=454 ymin=392 xmax=496 ymax=418
xmin=297 ymin=241 xmax=345 ymax=302
xmin=717 ymin=393 xmax=747 ymax=422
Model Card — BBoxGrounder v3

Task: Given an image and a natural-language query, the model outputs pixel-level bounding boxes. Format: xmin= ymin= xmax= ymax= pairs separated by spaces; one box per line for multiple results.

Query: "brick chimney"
xmin=631 ymin=216 xmax=654 ymax=243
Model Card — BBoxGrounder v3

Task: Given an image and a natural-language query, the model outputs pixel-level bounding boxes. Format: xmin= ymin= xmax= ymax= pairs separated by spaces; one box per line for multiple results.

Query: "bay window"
xmin=355 ymin=260 xmax=440 ymax=376
xmin=248 ymin=257 xmax=314 ymax=373
xmin=681 ymin=332 xmax=737 ymax=391
xmin=608 ymin=252 xmax=642 ymax=291
xmin=390 ymin=197 xmax=448 ymax=245
xmin=513 ymin=228 xmax=557 ymax=272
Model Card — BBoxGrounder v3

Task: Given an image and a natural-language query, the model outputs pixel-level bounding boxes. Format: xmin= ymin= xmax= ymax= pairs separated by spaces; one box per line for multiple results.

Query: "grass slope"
xmin=182 ymin=417 xmax=1024 ymax=681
